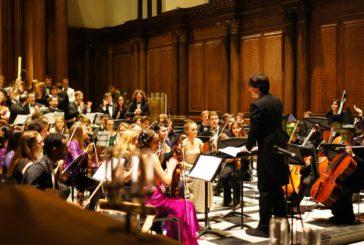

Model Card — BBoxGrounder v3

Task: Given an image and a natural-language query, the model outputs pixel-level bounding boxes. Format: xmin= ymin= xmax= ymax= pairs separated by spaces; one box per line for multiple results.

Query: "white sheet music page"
xmin=188 ymin=155 xmax=222 ymax=182
xmin=92 ymin=158 xmax=125 ymax=182
xmin=218 ymin=146 xmax=243 ymax=157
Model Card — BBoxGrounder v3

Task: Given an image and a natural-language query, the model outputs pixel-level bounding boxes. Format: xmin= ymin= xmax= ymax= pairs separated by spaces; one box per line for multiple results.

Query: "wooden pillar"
xmin=217 ymin=20 xmax=230 ymax=113
xmin=282 ymin=7 xmax=297 ymax=115
xmin=25 ymin=0 xmax=46 ymax=83
xmin=138 ymin=0 xmax=142 ymax=19
xmin=177 ymin=30 xmax=188 ymax=115
xmin=131 ymin=39 xmax=140 ymax=93
xmin=296 ymin=4 xmax=310 ymax=119
xmin=147 ymin=0 xmax=152 ymax=18
xmin=0 ymin=0 xmax=3 ymax=76
xmin=107 ymin=44 xmax=114 ymax=90
xmin=229 ymin=19 xmax=240 ymax=114
xmin=138 ymin=38 xmax=147 ymax=91
xmin=54 ymin=0 xmax=68 ymax=83
xmin=83 ymin=45 xmax=90 ymax=98
xmin=157 ymin=0 xmax=162 ymax=15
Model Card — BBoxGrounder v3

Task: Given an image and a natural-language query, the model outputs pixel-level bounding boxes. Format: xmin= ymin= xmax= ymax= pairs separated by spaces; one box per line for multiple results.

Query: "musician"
xmin=22 ymin=133 xmax=70 ymax=199
xmin=105 ymin=118 xmax=117 ymax=146
xmin=5 ymin=131 xmax=44 ymax=184
xmin=219 ymin=120 xmax=249 ymax=207
xmin=197 ymin=110 xmax=210 ymax=135
xmin=115 ymin=95 xmax=127 ymax=119
xmin=182 ymin=119 xmax=213 ymax=213
xmin=325 ymin=99 xmax=354 ymax=125
xmin=125 ymin=89 xmax=150 ymax=119
xmin=138 ymin=129 xmax=200 ymax=245
xmin=140 ymin=116 xmax=151 ymax=130
xmin=99 ymin=92 xmax=117 ymax=118
xmin=64 ymin=124 xmax=95 ymax=197
xmin=68 ymin=91 xmax=92 ymax=119
xmin=0 ymin=90 xmax=9 ymax=121
xmin=34 ymin=81 xmax=49 ymax=106
xmin=62 ymin=78 xmax=75 ymax=103
xmin=241 ymin=73 xmax=288 ymax=238
xmin=49 ymin=116 xmax=68 ymax=134
xmin=50 ymin=85 xmax=69 ymax=118
xmin=43 ymin=96 xmax=63 ymax=114
xmin=9 ymin=93 xmax=28 ymax=124
xmin=328 ymin=124 xmax=364 ymax=225
xmin=24 ymin=92 xmax=42 ymax=115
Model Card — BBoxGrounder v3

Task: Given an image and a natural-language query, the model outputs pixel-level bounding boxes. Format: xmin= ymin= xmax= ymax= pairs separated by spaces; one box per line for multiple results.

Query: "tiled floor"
xmin=196 ymin=181 xmax=364 ymax=244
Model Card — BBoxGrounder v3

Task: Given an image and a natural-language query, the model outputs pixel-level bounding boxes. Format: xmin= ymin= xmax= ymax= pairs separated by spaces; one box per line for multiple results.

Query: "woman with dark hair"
xmin=3 ymin=131 xmax=22 ymax=177
xmin=115 ymin=95 xmax=127 ymax=119
xmin=138 ymin=129 xmax=199 ymax=245
xmin=125 ymin=89 xmax=149 ymax=119
xmin=6 ymin=131 xmax=43 ymax=183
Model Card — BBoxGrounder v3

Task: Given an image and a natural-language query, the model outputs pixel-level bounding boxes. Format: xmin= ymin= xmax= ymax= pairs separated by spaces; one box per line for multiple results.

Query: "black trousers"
xmin=257 ymin=163 xmax=287 ymax=232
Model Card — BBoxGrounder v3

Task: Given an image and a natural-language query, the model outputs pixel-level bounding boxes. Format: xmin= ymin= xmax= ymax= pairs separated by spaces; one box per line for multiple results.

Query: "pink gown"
xmin=146 ymin=185 xmax=200 ymax=245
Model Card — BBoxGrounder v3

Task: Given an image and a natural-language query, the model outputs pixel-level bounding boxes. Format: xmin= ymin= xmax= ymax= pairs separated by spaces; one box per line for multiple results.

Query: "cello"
xmin=310 ymin=149 xmax=357 ymax=207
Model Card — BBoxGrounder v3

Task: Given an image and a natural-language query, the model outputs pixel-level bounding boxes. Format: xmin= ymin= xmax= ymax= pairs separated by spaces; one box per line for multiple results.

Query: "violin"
xmin=169 ymin=135 xmax=185 ymax=198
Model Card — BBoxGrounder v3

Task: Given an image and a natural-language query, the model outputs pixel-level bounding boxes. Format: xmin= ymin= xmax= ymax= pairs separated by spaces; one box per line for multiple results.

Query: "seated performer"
xmin=327 ymin=124 xmax=364 ymax=225
xmin=138 ymin=129 xmax=200 ymax=245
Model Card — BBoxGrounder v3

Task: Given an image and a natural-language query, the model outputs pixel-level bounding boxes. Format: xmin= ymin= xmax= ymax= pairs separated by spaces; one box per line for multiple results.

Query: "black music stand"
xmin=303 ymin=117 xmax=330 ymax=130
xmin=216 ymin=138 xmax=253 ymax=230
xmin=62 ymin=154 xmax=86 ymax=202
xmin=188 ymin=154 xmax=229 ymax=238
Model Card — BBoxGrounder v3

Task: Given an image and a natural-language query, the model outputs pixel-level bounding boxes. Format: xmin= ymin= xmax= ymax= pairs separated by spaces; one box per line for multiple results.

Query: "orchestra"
xmin=1 ymin=74 xmax=364 ymax=244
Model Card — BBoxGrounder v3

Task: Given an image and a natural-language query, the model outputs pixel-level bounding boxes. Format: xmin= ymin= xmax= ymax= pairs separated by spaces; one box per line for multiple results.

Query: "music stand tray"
xmin=13 ymin=114 xmax=30 ymax=126
xmin=189 ymin=154 xmax=229 ymax=238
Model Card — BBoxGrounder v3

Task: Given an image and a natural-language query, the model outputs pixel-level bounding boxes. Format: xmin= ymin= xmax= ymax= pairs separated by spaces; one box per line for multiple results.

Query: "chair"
xmin=152 ymin=215 xmax=181 ymax=242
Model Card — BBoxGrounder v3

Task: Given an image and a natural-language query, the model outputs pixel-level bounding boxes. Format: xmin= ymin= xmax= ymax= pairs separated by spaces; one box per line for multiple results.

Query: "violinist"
xmin=182 ymin=119 xmax=213 ymax=213
xmin=219 ymin=120 xmax=248 ymax=207
xmin=138 ymin=129 xmax=200 ymax=245
xmin=49 ymin=115 xmax=68 ymax=134
xmin=328 ymin=124 xmax=364 ymax=225
xmin=197 ymin=110 xmax=210 ymax=136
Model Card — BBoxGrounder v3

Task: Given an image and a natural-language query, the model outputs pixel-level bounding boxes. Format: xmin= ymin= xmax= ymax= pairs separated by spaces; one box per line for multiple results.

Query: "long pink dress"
xmin=146 ymin=185 xmax=200 ymax=245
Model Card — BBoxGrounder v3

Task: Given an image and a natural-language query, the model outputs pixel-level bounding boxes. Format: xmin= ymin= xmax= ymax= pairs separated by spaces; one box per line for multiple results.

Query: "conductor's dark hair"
xmin=248 ymin=73 xmax=270 ymax=95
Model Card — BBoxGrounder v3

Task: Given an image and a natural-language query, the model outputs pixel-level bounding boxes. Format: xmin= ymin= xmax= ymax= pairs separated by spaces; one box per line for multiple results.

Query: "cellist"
xmin=328 ymin=124 xmax=364 ymax=225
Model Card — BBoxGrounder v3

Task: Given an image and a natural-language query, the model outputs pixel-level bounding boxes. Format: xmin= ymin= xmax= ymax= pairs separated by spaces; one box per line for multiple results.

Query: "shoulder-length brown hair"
xmin=131 ymin=89 xmax=147 ymax=103
xmin=6 ymin=131 xmax=40 ymax=178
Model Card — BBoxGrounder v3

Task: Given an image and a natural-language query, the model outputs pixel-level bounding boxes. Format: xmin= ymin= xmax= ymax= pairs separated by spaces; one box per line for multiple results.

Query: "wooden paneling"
xmin=188 ymin=42 xmax=205 ymax=112
xmin=263 ymin=32 xmax=282 ymax=99
xmin=205 ymin=40 xmax=225 ymax=112
xmin=241 ymin=35 xmax=261 ymax=112
xmin=343 ymin=20 xmax=364 ymax=109
xmin=114 ymin=53 xmax=135 ymax=99
xmin=311 ymin=24 xmax=338 ymax=113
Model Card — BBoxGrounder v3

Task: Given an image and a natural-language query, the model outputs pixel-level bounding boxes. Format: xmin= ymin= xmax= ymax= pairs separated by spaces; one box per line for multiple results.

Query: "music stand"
xmin=188 ymin=154 xmax=229 ymax=238
xmin=303 ymin=117 xmax=330 ymax=130
xmin=61 ymin=154 xmax=86 ymax=202
xmin=13 ymin=114 xmax=30 ymax=126
xmin=113 ymin=119 xmax=132 ymax=129
xmin=197 ymin=136 xmax=210 ymax=143
xmin=215 ymin=138 xmax=253 ymax=230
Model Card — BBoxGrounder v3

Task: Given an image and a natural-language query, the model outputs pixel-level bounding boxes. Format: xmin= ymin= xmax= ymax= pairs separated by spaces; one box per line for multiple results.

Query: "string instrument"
xmin=310 ymin=150 xmax=357 ymax=207
xmin=201 ymin=114 xmax=233 ymax=154
xmin=283 ymin=120 xmax=301 ymax=197
xmin=169 ymin=135 xmax=185 ymax=198
xmin=327 ymin=90 xmax=348 ymax=143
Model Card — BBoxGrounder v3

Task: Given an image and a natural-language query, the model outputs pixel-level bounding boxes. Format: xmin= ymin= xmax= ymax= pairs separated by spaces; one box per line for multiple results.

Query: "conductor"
xmin=241 ymin=73 xmax=288 ymax=237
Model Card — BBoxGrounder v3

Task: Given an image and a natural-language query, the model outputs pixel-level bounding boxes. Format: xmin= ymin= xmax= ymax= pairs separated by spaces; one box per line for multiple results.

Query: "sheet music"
xmin=13 ymin=114 xmax=30 ymax=125
xmin=218 ymin=146 xmax=243 ymax=157
xmin=92 ymin=157 xmax=125 ymax=182
xmin=188 ymin=155 xmax=222 ymax=182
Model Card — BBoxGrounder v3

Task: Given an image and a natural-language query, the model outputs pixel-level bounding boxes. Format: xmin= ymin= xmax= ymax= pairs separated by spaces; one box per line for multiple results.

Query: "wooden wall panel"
xmin=147 ymin=48 xmax=160 ymax=91
xmin=343 ymin=20 xmax=364 ymax=109
xmin=263 ymin=32 xmax=282 ymax=99
xmin=188 ymin=43 xmax=205 ymax=112
xmin=205 ymin=40 xmax=225 ymax=112
xmin=311 ymin=24 xmax=338 ymax=113
xmin=158 ymin=48 xmax=175 ymax=113
xmin=91 ymin=54 xmax=108 ymax=105
xmin=114 ymin=53 xmax=135 ymax=98
xmin=241 ymin=35 xmax=261 ymax=112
